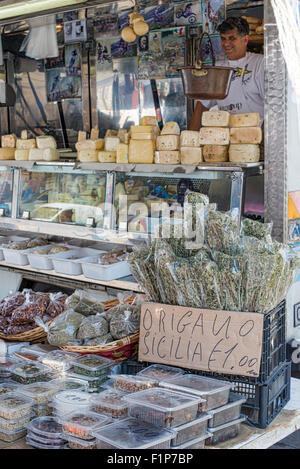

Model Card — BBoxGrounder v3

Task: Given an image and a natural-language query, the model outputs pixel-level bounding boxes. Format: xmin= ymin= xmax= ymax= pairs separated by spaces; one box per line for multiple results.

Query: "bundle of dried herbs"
xmin=205 ymin=208 xmax=240 ymax=255
xmin=241 ymin=218 xmax=273 ymax=241
xmin=212 ymin=251 xmax=245 ymax=312
xmin=127 ymin=245 xmax=161 ymax=302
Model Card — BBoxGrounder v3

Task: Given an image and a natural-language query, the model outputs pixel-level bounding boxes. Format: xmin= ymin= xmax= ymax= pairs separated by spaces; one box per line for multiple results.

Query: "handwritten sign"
xmin=138 ymin=303 xmax=264 ymax=377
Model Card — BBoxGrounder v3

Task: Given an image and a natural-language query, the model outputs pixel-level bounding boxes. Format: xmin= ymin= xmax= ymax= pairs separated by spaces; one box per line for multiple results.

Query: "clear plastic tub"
xmin=11 ymin=362 xmax=53 ymax=384
xmin=32 ymin=404 xmax=53 ymax=418
xmin=171 ymin=413 xmax=211 ymax=446
xmin=205 ymin=417 xmax=246 ymax=446
xmin=39 ymin=350 xmax=79 ymax=372
xmin=51 ymin=390 xmax=91 ymax=416
xmin=26 ymin=437 xmax=68 ymax=449
xmin=110 ymin=374 xmax=157 ymax=393
xmin=51 ymin=248 xmax=104 ymax=276
xmin=67 ymin=435 xmax=98 ymax=449
xmin=125 ymin=388 xmax=204 ymax=428
xmin=160 ymin=374 xmax=232 ymax=411
xmin=18 ymin=382 xmax=59 ymax=405
xmin=61 ymin=410 xmax=110 ymax=440
xmin=0 ymin=357 xmax=18 ymax=378
xmin=0 ymin=412 xmax=33 ymax=431
xmin=70 ymin=354 xmax=114 ymax=378
xmin=66 ymin=371 xmax=108 ymax=392
xmin=81 ymin=258 xmax=132 ymax=281
xmin=92 ymin=418 xmax=174 ymax=449
xmin=207 ymin=393 xmax=246 ymax=428
xmin=172 ymin=432 xmax=210 ymax=449
xmin=137 ymin=364 xmax=185 ymax=383
xmin=0 ymin=426 xmax=27 ymax=442
xmin=0 ymin=382 xmax=20 ymax=395
xmin=27 ymin=430 xmax=66 ymax=446
xmin=20 ymin=343 xmax=58 ymax=356
xmin=26 ymin=416 xmax=63 ymax=440
xmin=27 ymin=244 xmax=71 ymax=270
xmin=90 ymin=389 xmax=129 ymax=419
xmin=0 ymin=392 xmax=34 ymax=420
xmin=49 ymin=376 xmax=87 ymax=392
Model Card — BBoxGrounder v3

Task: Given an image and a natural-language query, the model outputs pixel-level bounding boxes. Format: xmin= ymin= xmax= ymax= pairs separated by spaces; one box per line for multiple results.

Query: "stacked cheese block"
xmin=179 ymin=129 xmax=203 ymax=165
xmin=0 ymin=134 xmax=17 ymax=160
xmin=129 ymin=116 xmax=159 ymax=164
xmin=229 ymin=113 xmax=262 ymax=163
xmin=200 ymin=111 xmax=230 ymax=162
xmin=155 ymin=122 xmax=180 ymax=164
xmin=15 ymin=130 xmax=36 ymax=161
xmin=29 ymin=135 xmax=59 ymax=161
xmin=76 ymin=129 xmax=104 ymax=162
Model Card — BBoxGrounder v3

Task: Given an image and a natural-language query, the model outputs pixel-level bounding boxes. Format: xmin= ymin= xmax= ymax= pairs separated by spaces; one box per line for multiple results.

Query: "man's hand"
xmin=189 ymin=102 xmax=208 ymax=131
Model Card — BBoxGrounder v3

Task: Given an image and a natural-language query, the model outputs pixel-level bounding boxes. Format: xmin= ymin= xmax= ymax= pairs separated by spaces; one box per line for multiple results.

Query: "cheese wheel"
xmin=180 ymin=130 xmax=200 ymax=147
xmin=128 ymin=140 xmax=154 ymax=163
xmin=16 ymin=139 xmax=36 ymax=150
xmin=180 ymin=147 xmax=203 ymax=165
xmin=229 ymin=113 xmax=260 ymax=128
xmin=161 ymin=121 xmax=180 ymax=135
xmin=104 ymin=136 xmax=120 ymax=152
xmin=77 ymin=150 xmax=98 ymax=162
xmin=1 ymin=134 xmax=16 ymax=148
xmin=229 ymin=144 xmax=260 ymax=162
xmin=199 ymin=127 xmax=230 ymax=145
xmin=15 ymin=149 xmax=30 ymax=161
xmin=156 ymin=135 xmax=179 ymax=151
xmin=202 ymin=111 xmax=230 ymax=127
xmin=203 ymin=145 xmax=229 ymax=162
xmin=230 ymin=127 xmax=262 ymax=144
xmin=155 ymin=151 xmax=180 ymax=164
xmin=98 ymin=151 xmax=116 ymax=163
xmin=139 ymin=116 xmax=157 ymax=126
xmin=133 ymin=20 xmax=149 ymax=36
xmin=75 ymin=139 xmax=104 ymax=151
xmin=116 ymin=143 xmax=129 ymax=163
xmin=0 ymin=148 xmax=15 ymax=160
xmin=36 ymin=136 xmax=57 ymax=149
xmin=121 ymin=26 xmax=136 ymax=43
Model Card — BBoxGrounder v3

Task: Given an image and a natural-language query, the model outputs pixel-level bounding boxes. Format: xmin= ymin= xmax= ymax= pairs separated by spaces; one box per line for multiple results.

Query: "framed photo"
xmin=45 ymin=48 xmax=65 ymax=70
xmin=174 ymin=1 xmax=202 ymax=26
xmin=93 ymin=14 xmax=119 ymax=38
xmin=64 ymin=19 xmax=87 ymax=43
xmin=65 ymin=44 xmax=81 ymax=76
xmin=46 ymin=69 xmax=81 ymax=102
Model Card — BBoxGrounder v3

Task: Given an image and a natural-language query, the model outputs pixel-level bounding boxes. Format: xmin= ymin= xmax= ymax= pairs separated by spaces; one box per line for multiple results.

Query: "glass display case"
xmin=0 ymin=169 xmax=14 ymax=217
xmin=17 ymin=167 xmax=107 ymax=227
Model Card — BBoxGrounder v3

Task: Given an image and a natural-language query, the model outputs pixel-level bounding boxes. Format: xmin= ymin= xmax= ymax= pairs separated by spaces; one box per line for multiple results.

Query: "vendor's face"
xmin=220 ymin=28 xmax=248 ymax=60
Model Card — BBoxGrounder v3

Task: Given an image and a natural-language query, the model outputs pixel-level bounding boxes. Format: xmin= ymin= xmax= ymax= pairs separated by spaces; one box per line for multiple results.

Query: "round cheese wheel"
xmin=121 ymin=26 xmax=136 ymax=43
xmin=133 ymin=20 xmax=149 ymax=36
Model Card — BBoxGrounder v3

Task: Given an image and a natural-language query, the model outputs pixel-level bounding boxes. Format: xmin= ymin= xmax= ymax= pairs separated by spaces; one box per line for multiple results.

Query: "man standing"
xmin=189 ymin=17 xmax=264 ymax=130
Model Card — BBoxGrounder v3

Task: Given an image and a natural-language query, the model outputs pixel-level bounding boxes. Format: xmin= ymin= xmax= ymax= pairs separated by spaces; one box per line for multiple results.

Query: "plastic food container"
xmin=0 ymin=427 xmax=27 ymax=442
xmin=137 ymin=364 xmax=185 ymax=384
xmin=51 ymin=390 xmax=91 ymax=417
xmin=171 ymin=413 xmax=211 ymax=446
xmin=90 ymin=389 xmax=129 ymax=419
xmin=92 ymin=417 xmax=175 ymax=449
xmin=26 ymin=437 xmax=68 ymax=450
xmin=110 ymin=374 xmax=157 ymax=393
xmin=66 ymin=371 xmax=108 ymax=392
xmin=0 ymin=236 xmax=29 ymax=262
xmin=0 ymin=412 xmax=33 ymax=431
xmin=0 ymin=357 xmax=18 ymax=378
xmin=70 ymin=354 xmax=114 ymax=378
xmin=39 ymin=350 xmax=79 ymax=372
xmin=205 ymin=416 xmax=246 ymax=446
xmin=172 ymin=432 xmax=210 ymax=449
xmin=0 ymin=382 xmax=20 ymax=395
xmin=18 ymin=382 xmax=59 ymax=405
xmin=160 ymin=374 xmax=232 ymax=411
xmin=26 ymin=416 xmax=63 ymax=440
xmin=27 ymin=244 xmax=71 ymax=270
xmin=81 ymin=258 xmax=132 ymax=281
xmin=11 ymin=362 xmax=52 ymax=384
xmin=26 ymin=431 xmax=66 ymax=447
xmin=0 ymin=392 xmax=34 ymax=420
xmin=61 ymin=410 xmax=110 ymax=440
xmin=125 ymin=388 xmax=204 ymax=428
xmin=2 ymin=246 xmax=36 ymax=266
xmin=51 ymin=248 xmax=104 ymax=276
xmin=20 ymin=343 xmax=58 ymax=356
xmin=32 ymin=404 xmax=53 ymax=418
xmin=67 ymin=435 xmax=98 ymax=450
xmin=49 ymin=377 xmax=87 ymax=392
xmin=207 ymin=394 xmax=246 ymax=428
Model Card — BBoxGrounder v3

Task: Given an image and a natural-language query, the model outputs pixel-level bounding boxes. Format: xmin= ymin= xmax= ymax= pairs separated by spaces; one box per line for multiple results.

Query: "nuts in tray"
xmin=71 ymin=354 xmax=114 ymax=377
xmin=67 ymin=436 xmax=98 ymax=450
xmin=40 ymin=350 xmax=78 ymax=372
xmin=11 ymin=363 xmax=50 ymax=384
xmin=91 ymin=389 xmax=128 ymax=419
xmin=171 ymin=414 xmax=210 ymax=446
xmin=0 ymin=393 xmax=34 ymax=420
xmin=27 ymin=416 xmax=63 ymax=440
xmin=62 ymin=411 xmax=110 ymax=440
xmin=97 ymin=248 xmax=128 ymax=265
xmin=112 ymin=374 xmax=157 ymax=393
xmin=0 ymin=413 xmax=32 ymax=431
xmin=19 ymin=383 xmax=58 ymax=405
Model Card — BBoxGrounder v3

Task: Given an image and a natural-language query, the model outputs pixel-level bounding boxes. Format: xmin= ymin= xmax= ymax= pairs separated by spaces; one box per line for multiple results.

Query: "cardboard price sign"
xmin=139 ymin=303 xmax=264 ymax=377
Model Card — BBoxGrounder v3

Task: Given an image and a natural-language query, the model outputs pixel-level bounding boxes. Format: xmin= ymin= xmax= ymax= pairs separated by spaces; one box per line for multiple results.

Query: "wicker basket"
xmin=60 ymin=332 xmax=140 ymax=362
xmin=0 ymin=324 xmax=50 ymax=343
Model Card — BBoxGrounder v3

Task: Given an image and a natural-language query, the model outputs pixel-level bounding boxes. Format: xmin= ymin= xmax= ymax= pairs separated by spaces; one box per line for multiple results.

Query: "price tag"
xmin=86 ymin=217 xmax=95 ymax=228
xmin=22 ymin=211 xmax=30 ymax=220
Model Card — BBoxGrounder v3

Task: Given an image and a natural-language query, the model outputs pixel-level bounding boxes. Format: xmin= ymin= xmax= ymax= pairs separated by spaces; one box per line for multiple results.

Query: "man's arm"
xmin=188 ymin=101 xmax=209 ymax=131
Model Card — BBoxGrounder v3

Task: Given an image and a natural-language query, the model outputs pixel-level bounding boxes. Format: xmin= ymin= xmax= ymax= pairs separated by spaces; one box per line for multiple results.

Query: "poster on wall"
xmin=97 ymin=38 xmax=113 ymax=65
xmin=111 ymin=37 xmax=137 ymax=58
xmin=64 ymin=19 xmax=87 ymax=43
xmin=45 ymin=48 xmax=65 ymax=70
xmin=65 ymin=44 xmax=81 ymax=76
xmin=46 ymin=69 xmax=82 ymax=102
xmin=200 ymin=34 xmax=226 ymax=63
xmin=174 ymin=1 xmax=202 ymax=26
xmin=202 ymin=0 xmax=225 ymax=34
xmin=142 ymin=3 xmax=174 ymax=30
xmin=93 ymin=14 xmax=119 ymax=38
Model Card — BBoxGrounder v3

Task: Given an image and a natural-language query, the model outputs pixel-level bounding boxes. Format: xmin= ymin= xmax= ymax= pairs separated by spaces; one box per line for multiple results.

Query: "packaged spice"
xmin=46 ymin=310 xmax=85 ymax=346
xmin=26 ymin=416 xmax=63 ymax=440
xmin=111 ymin=374 xmax=157 ymax=393
xmin=11 ymin=362 xmax=51 ymax=384
xmin=39 ymin=350 xmax=79 ymax=372
xmin=0 ymin=357 xmax=19 ymax=378
xmin=0 ymin=382 xmax=20 ymax=395
xmin=91 ymin=389 xmax=129 ymax=419
xmin=65 ymin=290 xmax=106 ymax=316
xmin=51 ymin=391 xmax=91 ymax=416
xmin=66 ymin=371 xmax=108 ymax=392
xmin=205 ymin=208 xmax=240 ymax=256
xmin=10 ymin=290 xmax=49 ymax=326
xmin=171 ymin=413 xmax=210 ymax=446
xmin=67 ymin=435 xmax=98 ymax=449
xmin=70 ymin=354 xmax=114 ymax=378
xmin=128 ymin=246 xmax=162 ymax=302
xmin=207 ymin=393 xmax=246 ymax=428
xmin=0 ymin=412 xmax=33 ymax=431
xmin=26 ymin=437 xmax=68 ymax=449
xmin=0 ymin=392 xmax=34 ymax=420
xmin=26 ymin=430 xmax=66 ymax=447
xmin=18 ymin=382 xmax=59 ymax=405
xmin=84 ymin=334 xmax=113 ymax=346
xmin=46 ymin=292 xmax=68 ymax=318
xmin=49 ymin=377 xmax=87 ymax=392
xmin=0 ymin=427 xmax=27 ymax=442
xmin=109 ymin=305 xmax=140 ymax=340
xmin=61 ymin=410 xmax=110 ymax=440
xmin=137 ymin=364 xmax=185 ymax=384
xmin=172 ymin=432 xmax=209 ymax=449
xmin=32 ymin=404 xmax=53 ymax=418
xmin=125 ymin=388 xmax=204 ymax=428
xmin=205 ymin=416 xmax=245 ymax=445
xmin=241 ymin=218 xmax=273 ymax=241
xmin=76 ymin=314 xmax=109 ymax=340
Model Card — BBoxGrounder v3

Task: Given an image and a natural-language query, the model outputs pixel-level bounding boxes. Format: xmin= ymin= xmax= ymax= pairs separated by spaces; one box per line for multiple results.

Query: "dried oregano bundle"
xmin=205 ymin=208 xmax=240 ymax=255
xmin=241 ymin=218 xmax=273 ymax=241
xmin=128 ymin=245 xmax=161 ymax=302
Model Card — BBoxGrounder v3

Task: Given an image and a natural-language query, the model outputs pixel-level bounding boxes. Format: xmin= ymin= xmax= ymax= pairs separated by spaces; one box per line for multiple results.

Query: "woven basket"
xmin=0 ymin=319 xmax=54 ymax=343
xmin=60 ymin=332 xmax=140 ymax=362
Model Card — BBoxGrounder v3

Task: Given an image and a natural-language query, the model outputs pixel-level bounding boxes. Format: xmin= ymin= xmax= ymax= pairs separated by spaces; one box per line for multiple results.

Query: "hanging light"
xmin=0 ymin=0 xmax=88 ymax=21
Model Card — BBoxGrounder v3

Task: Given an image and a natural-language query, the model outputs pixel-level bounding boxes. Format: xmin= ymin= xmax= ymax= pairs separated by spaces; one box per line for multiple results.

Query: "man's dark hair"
xmin=217 ymin=17 xmax=250 ymax=36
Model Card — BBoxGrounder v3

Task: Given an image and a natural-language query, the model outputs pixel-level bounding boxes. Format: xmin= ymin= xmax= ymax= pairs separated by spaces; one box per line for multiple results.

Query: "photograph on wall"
xmin=97 ymin=38 xmax=113 ymax=65
xmin=111 ymin=36 xmax=137 ymax=58
xmin=200 ymin=34 xmax=226 ymax=63
xmin=149 ymin=30 xmax=162 ymax=54
xmin=45 ymin=48 xmax=65 ymax=70
xmin=63 ymin=10 xmax=78 ymax=22
xmin=174 ymin=1 xmax=202 ymax=26
xmin=64 ymin=19 xmax=87 ymax=43
xmin=162 ymin=27 xmax=185 ymax=76
xmin=138 ymin=35 xmax=149 ymax=53
xmin=142 ymin=3 xmax=174 ymax=30
xmin=202 ymin=0 xmax=225 ymax=34
xmin=93 ymin=14 xmax=119 ymax=38
xmin=138 ymin=52 xmax=166 ymax=79
xmin=46 ymin=69 xmax=82 ymax=102
xmin=65 ymin=44 xmax=81 ymax=76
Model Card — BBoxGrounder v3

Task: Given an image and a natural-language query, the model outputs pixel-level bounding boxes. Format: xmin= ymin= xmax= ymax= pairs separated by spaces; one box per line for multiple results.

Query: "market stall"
xmin=0 ymin=0 xmax=298 ymax=452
